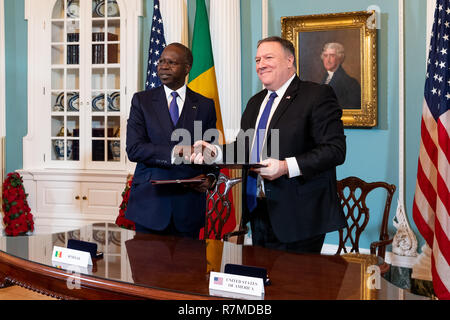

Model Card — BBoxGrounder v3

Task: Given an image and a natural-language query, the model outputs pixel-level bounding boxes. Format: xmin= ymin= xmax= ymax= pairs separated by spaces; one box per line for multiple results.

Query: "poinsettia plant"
xmin=115 ymin=176 xmax=135 ymax=230
xmin=2 ymin=172 xmax=34 ymax=236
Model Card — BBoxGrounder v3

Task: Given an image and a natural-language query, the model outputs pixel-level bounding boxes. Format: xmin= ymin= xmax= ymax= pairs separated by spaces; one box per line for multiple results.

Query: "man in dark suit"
xmin=321 ymin=42 xmax=361 ymax=109
xmin=125 ymin=43 xmax=217 ymax=238
xmin=192 ymin=37 xmax=347 ymax=253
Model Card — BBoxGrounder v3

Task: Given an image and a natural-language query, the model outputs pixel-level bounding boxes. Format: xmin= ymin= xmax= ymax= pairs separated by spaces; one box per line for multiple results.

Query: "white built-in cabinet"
xmin=19 ymin=0 xmax=141 ymax=232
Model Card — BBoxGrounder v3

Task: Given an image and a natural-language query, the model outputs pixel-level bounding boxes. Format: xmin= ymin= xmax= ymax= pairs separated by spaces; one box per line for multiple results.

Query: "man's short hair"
xmin=167 ymin=42 xmax=194 ymax=66
xmin=257 ymin=36 xmax=297 ymax=68
xmin=321 ymin=42 xmax=345 ymax=62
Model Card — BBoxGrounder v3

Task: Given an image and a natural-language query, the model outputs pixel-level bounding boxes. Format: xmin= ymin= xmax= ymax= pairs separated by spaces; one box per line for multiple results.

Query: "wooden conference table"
xmin=0 ymin=222 xmax=424 ymax=300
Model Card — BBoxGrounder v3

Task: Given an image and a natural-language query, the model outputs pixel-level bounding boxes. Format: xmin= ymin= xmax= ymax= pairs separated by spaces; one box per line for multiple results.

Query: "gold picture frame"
xmin=282 ymin=11 xmax=377 ymax=127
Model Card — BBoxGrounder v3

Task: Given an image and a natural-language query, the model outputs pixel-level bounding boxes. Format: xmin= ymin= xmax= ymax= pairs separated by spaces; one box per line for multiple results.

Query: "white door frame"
xmin=0 ymin=0 xmax=4 ymax=139
xmin=0 ymin=0 xmax=5 ymax=215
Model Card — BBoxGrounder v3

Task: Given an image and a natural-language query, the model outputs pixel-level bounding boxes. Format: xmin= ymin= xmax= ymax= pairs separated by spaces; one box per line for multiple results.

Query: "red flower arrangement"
xmin=2 ymin=172 xmax=34 ymax=236
xmin=115 ymin=176 xmax=136 ymax=230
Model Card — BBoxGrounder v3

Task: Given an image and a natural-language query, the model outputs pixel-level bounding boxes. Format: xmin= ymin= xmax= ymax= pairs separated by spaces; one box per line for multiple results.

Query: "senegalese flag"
xmin=189 ymin=0 xmax=236 ymax=239
xmin=55 ymin=250 xmax=62 ymax=258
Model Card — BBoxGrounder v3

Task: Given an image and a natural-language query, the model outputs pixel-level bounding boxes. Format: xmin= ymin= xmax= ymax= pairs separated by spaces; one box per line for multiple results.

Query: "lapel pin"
xmin=192 ymin=106 xmax=197 ymax=109
xmin=286 ymin=96 xmax=291 ymax=100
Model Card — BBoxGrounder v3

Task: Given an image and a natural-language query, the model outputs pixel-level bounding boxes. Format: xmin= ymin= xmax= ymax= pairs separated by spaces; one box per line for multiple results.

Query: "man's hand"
xmin=190 ymin=141 xmax=218 ymax=164
xmin=172 ymin=145 xmax=193 ymax=164
xmin=252 ymin=158 xmax=288 ymax=181
xmin=188 ymin=174 xmax=216 ymax=193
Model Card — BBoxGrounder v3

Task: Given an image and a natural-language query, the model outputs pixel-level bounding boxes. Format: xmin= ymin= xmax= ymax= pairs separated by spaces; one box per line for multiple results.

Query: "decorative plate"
xmin=68 ymin=93 xmax=79 ymax=111
xmin=67 ymin=0 xmax=80 ymax=18
xmin=95 ymin=0 xmax=119 ymax=17
xmin=53 ymin=92 xmax=65 ymax=112
xmin=92 ymin=93 xmax=105 ymax=111
xmin=108 ymin=92 xmax=120 ymax=111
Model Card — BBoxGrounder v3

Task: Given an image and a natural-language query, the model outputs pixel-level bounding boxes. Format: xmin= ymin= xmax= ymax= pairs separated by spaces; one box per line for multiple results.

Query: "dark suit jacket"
xmin=323 ymin=65 xmax=361 ymax=109
xmin=125 ymin=86 xmax=217 ymax=233
xmin=230 ymin=76 xmax=347 ymax=243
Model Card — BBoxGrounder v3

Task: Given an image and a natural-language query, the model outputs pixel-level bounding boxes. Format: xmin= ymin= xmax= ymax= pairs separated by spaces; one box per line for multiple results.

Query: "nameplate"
xmin=51 ymin=246 xmax=93 ymax=268
xmin=209 ymin=271 xmax=264 ymax=299
xmin=52 ymin=261 xmax=92 ymax=275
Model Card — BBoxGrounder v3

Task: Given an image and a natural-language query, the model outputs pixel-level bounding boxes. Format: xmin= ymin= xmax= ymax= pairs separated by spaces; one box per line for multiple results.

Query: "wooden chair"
xmin=204 ymin=173 xmax=247 ymax=243
xmin=336 ymin=176 xmax=396 ymax=267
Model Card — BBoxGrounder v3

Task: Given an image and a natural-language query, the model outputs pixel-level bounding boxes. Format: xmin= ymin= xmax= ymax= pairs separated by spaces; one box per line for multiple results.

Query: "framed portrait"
xmin=281 ymin=11 xmax=377 ymax=127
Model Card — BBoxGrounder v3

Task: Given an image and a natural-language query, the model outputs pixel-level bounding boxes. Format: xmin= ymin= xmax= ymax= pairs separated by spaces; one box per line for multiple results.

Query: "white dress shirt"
xmin=209 ymin=75 xmax=302 ymax=188
xmin=250 ymin=74 xmax=301 ymax=196
xmin=163 ymin=84 xmax=186 ymax=116
xmin=166 ymin=85 xmax=186 ymax=163
xmin=325 ymin=71 xmax=334 ymax=84
xmin=251 ymin=74 xmax=301 ymax=177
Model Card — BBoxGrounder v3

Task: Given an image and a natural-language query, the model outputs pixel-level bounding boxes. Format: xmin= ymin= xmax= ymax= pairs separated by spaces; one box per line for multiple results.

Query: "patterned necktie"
xmin=246 ymin=91 xmax=278 ymax=212
xmin=169 ymin=91 xmax=179 ymax=126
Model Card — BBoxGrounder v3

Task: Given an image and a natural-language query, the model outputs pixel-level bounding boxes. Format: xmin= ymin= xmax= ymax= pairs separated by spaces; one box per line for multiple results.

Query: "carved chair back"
xmin=336 ymin=176 xmax=396 ymax=260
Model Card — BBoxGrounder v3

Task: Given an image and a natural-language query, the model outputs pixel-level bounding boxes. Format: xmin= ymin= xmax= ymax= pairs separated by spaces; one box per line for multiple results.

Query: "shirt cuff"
xmin=170 ymin=147 xmax=176 ymax=164
xmin=213 ymin=145 xmax=223 ymax=164
xmin=285 ymin=157 xmax=301 ymax=178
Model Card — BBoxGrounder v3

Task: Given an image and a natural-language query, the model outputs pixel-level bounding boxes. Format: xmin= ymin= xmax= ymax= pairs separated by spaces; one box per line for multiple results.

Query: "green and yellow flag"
xmin=189 ymin=0 xmax=236 ymax=240
xmin=188 ymin=0 xmax=224 ymax=142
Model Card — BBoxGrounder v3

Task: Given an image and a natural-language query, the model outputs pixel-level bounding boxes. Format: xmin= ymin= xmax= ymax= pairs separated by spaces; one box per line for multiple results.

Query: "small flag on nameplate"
xmin=145 ymin=0 xmax=166 ymax=90
xmin=213 ymin=277 xmax=223 ymax=285
xmin=55 ymin=251 xmax=62 ymax=258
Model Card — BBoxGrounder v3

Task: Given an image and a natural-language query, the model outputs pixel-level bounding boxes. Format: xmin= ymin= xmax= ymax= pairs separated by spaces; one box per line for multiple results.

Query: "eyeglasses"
xmin=157 ymin=59 xmax=186 ymax=67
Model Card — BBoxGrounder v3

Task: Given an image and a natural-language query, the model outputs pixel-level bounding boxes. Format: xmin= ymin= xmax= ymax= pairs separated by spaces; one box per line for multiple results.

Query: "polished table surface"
xmin=0 ymin=223 xmax=427 ymax=300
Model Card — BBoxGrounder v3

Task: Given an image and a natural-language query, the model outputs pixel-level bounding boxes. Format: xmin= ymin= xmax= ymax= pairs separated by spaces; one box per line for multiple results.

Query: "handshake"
xmin=172 ymin=141 xmax=289 ymax=181
xmin=172 ymin=141 xmax=219 ymax=165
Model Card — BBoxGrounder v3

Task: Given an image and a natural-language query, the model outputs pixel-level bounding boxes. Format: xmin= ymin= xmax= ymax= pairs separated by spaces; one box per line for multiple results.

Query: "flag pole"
xmin=262 ymin=0 xmax=268 ymax=39
xmin=392 ymin=0 xmax=418 ymax=258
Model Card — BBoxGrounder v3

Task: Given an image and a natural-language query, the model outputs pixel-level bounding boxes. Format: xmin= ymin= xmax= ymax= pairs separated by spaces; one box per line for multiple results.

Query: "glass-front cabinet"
xmin=48 ymin=0 xmax=124 ymax=169
xmin=21 ymin=0 xmax=140 ymax=232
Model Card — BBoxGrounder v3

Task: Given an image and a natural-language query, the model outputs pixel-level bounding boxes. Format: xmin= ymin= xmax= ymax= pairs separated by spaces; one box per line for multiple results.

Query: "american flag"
xmin=145 ymin=0 xmax=166 ymax=90
xmin=413 ymin=0 xmax=450 ymax=300
xmin=213 ymin=277 xmax=223 ymax=285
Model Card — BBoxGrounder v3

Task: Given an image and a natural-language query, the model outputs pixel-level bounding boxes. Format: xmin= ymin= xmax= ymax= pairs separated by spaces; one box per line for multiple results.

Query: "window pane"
xmin=68 ymin=140 xmax=79 ymax=161
xmin=107 ymin=92 xmax=120 ymax=112
xmin=67 ymin=0 xmax=80 ymax=19
xmin=92 ymin=116 xmax=105 ymax=137
xmin=92 ymin=140 xmax=105 ymax=161
xmin=52 ymin=0 xmax=64 ymax=19
xmin=108 ymin=140 xmax=120 ymax=162
xmin=92 ymin=92 xmax=106 ymax=112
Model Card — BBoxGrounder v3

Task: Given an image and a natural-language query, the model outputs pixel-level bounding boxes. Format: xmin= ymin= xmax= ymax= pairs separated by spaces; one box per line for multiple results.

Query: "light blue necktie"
xmin=169 ymin=91 xmax=179 ymax=126
xmin=246 ymin=92 xmax=278 ymax=212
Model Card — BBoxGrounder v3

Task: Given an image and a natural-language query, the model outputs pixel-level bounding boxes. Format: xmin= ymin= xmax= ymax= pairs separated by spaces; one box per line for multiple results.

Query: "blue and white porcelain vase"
xmin=109 ymin=141 xmax=120 ymax=161
xmin=53 ymin=140 xmax=65 ymax=160
xmin=53 ymin=140 xmax=73 ymax=160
